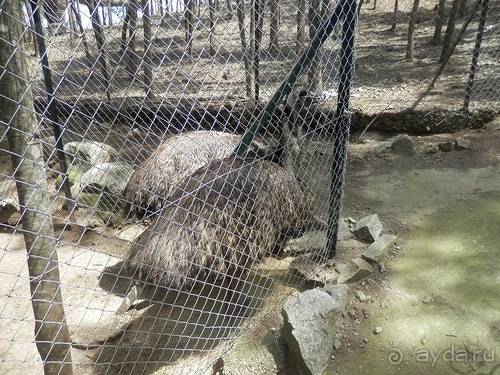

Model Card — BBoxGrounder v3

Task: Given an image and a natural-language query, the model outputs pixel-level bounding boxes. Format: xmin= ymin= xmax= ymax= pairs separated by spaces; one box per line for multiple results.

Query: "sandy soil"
xmin=1 ymin=0 xmax=499 ymax=373
xmin=1 ymin=120 xmax=499 ymax=374
xmin=326 ymin=119 xmax=500 ymax=375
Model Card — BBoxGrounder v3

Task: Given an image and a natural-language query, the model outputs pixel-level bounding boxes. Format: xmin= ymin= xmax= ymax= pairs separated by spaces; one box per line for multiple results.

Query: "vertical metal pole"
xmin=326 ymin=0 xmax=357 ymax=257
xmin=463 ymin=0 xmax=488 ymax=114
xmin=30 ymin=0 xmax=74 ymax=209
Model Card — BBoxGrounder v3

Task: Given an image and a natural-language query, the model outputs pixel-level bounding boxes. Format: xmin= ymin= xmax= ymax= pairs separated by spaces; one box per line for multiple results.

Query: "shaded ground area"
xmin=325 ymin=119 xmax=500 ymax=374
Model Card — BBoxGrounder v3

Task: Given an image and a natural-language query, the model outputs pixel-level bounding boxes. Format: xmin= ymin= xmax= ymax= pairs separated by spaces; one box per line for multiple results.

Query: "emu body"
xmin=123 ymin=131 xmax=267 ymax=220
xmin=125 ymin=157 xmax=314 ymax=290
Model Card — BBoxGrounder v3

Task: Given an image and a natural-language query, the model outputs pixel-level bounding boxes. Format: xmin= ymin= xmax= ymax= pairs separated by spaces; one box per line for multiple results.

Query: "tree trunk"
xmin=254 ymin=0 xmax=264 ymax=100
xmin=143 ymin=0 xmax=154 ymax=100
xmin=0 ymin=1 xmax=73 ymax=373
xmin=296 ymin=0 xmax=306 ymax=51
xmin=107 ymin=0 xmax=114 ymax=27
xmin=123 ymin=0 xmax=138 ymax=79
xmin=433 ymin=0 xmax=446 ymax=44
xmin=70 ymin=0 xmax=92 ymax=65
xmin=184 ymin=0 xmax=195 ymax=56
xmin=269 ymin=0 xmax=280 ymax=55
xmin=85 ymin=0 xmax=111 ymax=99
xmin=391 ymin=0 xmax=398 ymax=31
xmin=43 ymin=0 xmax=67 ymax=34
xmin=68 ymin=1 xmax=76 ymax=39
xmin=440 ymin=0 xmax=461 ymax=63
xmin=308 ymin=0 xmax=322 ymax=93
xmin=208 ymin=0 xmax=216 ymax=56
xmin=31 ymin=0 xmax=74 ymax=209
xmin=409 ymin=0 xmax=481 ymax=110
xmin=120 ymin=2 xmax=130 ymax=54
xmin=405 ymin=0 xmax=420 ymax=61
xmin=458 ymin=0 xmax=468 ymax=17
xmin=236 ymin=0 xmax=254 ymax=98
xmin=463 ymin=0 xmax=488 ymax=112
xmin=24 ymin=0 xmax=39 ymax=54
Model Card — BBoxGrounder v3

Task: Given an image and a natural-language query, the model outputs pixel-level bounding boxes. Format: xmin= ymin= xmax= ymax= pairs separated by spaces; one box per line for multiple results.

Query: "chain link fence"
xmin=0 ymin=0 xmax=498 ymax=373
xmin=352 ymin=0 xmax=499 ymax=133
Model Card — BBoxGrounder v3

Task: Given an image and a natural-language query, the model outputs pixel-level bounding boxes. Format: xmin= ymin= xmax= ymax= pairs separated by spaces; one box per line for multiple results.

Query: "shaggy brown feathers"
xmin=123 ymin=131 xmax=267 ymax=220
xmin=125 ymin=156 xmax=314 ymax=290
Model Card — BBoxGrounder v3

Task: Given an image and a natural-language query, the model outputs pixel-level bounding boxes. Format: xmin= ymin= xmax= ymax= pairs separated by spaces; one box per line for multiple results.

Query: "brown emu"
xmin=125 ymin=156 xmax=314 ymax=291
xmin=123 ymin=130 xmax=268 ymax=221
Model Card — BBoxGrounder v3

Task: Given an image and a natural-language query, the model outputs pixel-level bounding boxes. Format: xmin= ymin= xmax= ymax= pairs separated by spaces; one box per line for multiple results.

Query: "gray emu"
xmin=125 ymin=156 xmax=314 ymax=291
xmin=123 ymin=130 xmax=268 ymax=221
xmin=123 ymin=88 xmax=313 ymax=222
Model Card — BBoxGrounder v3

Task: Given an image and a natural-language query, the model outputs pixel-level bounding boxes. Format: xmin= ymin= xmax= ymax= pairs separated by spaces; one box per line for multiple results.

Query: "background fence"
xmin=0 ymin=0 xmax=498 ymax=373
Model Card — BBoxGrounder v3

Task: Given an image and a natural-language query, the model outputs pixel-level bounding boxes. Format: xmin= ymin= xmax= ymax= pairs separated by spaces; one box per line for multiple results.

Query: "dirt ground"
xmin=1 ymin=0 xmax=500 ymax=373
xmin=326 ymin=119 xmax=500 ymax=375
xmin=1 ymin=119 xmax=499 ymax=374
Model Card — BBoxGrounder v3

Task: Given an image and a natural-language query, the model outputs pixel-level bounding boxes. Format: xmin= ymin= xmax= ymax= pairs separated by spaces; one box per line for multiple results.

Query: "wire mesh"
xmin=0 ymin=0 xmax=498 ymax=373
xmin=353 ymin=0 xmax=500 ymax=119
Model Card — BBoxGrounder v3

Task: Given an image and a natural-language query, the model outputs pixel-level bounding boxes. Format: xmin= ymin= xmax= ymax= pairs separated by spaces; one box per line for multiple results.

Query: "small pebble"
xmin=422 ymin=295 xmax=432 ymax=304
xmin=379 ymin=262 xmax=386 ymax=273
xmin=374 ymin=327 xmax=383 ymax=334
xmin=356 ymin=290 xmax=367 ymax=301
xmin=333 ymin=339 xmax=342 ymax=350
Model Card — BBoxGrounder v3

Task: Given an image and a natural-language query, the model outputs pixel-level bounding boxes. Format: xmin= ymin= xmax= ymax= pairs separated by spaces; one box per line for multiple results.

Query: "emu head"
xmin=277 ymin=87 xmax=312 ymax=171
xmin=284 ymin=87 xmax=309 ymax=127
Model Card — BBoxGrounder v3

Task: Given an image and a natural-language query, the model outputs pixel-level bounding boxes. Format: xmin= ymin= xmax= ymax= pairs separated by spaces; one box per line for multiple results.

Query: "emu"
xmin=123 ymin=88 xmax=312 ymax=221
xmin=123 ymin=130 xmax=269 ymax=221
xmin=125 ymin=156 xmax=315 ymax=293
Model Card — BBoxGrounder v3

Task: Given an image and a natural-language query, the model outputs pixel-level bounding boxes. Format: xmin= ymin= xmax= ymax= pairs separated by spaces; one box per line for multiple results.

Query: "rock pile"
xmin=278 ymin=213 xmax=397 ymax=374
xmin=390 ymin=134 xmax=472 ymax=155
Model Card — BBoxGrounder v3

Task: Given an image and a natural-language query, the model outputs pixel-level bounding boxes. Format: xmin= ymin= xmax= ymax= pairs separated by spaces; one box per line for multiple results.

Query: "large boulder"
xmin=392 ymin=134 xmax=416 ymax=156
xmin=419 ymin=142 xmax=439 ymax=154
xmin=337 ymin=257 xmax=375 ymax=284
xmin=64 ymin=140 xmax=118 ymax=168
xmin=352 ymin=214 xmax=383 ymax=242
xmin=56 ymin=141 xmax=120 ymax=190
xmin=75 ymin=161 xmax=134 ymax=225
xmin=362 ymin=234 xmax=398 ymax=264
xmin=79 ymin=162 xmax=134 ymax=196
xmin=282 ymin=285 xmax=348 ymax=375
xmin=455 ymin=137 xmax=472 ymax=150
xmin=337 ymin=219 xmax=354 ymax=241
xmin=0 ymin=199 xmax=19 ymax=225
